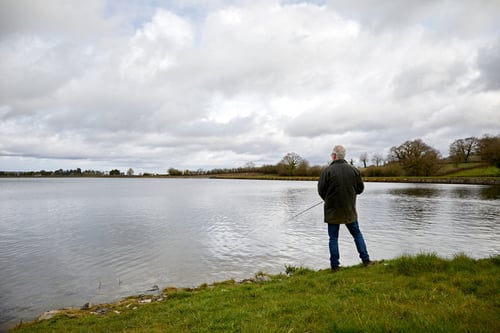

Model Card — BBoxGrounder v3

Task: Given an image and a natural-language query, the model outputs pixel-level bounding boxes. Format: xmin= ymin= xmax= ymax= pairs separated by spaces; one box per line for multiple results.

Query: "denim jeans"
xmin=328 ymin=221 xmax=370 ymax=268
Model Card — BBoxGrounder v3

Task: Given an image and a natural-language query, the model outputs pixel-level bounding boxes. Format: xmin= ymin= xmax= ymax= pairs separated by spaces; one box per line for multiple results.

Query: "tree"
xmin=371 ymin=153 xmax=384 ymax=167
xmin=168 ymin=168 xmax=182 ymax=176
xmin=477 ymin=134 xmax=500 ymax=168
xmin=449 ymin=137 xmax=478 ymax=165
xmin=261 ymin=164 xmax=277 ymax=174
xmin=295 ymin=159 xmax=310 ymax=176
xmin=109 ymin=169 xmax=121 ymax=176
xmin=244 ymin=162 xmax=256 ymax=169
xmin=308 ymin=165 xmax=323 ymax=177
xmin=359 ymin=152 xmax=368 ymax=168
xmin=127 ymin=168 xmax=134 ymax=176
xmin=389 ymin=139 xmax=441 ymax=176
xmin=277 ymin=152 xmax=305 ymax=176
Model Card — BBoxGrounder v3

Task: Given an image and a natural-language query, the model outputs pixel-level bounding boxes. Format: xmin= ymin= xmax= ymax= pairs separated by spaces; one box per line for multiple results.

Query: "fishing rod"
xmin=288 ymin=201 xmax=323 ymax=221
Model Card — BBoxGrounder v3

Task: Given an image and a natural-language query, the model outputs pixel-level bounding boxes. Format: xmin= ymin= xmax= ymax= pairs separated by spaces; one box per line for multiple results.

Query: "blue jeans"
xmin=328 ymin=221 xmax=370 ymax=268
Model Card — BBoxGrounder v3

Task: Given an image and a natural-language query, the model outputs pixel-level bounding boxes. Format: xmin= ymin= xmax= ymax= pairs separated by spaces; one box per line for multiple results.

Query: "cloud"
xmin=1 ymin=0 xmax=499 ymax=172
xmin=476 ymin=39 xmax=500 ymax=91
xmin=326 ymin=0 xmax=500 ymax=37
xmin=0 ymin=0 xmax=119 ymax=39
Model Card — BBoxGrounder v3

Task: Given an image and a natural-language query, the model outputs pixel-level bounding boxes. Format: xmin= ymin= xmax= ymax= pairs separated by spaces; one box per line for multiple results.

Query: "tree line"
xmin=2 ymin=134 xmax=498 ymax=178
xmin=189 ymin=133 xmax=498 ymax=178
xmin=380 ymin=134 xmax=499 ymax=177
xmin=0 ymin=168 xmax=134 ymax=177
xmin=191 ymin=133 xmax=498 ymax=178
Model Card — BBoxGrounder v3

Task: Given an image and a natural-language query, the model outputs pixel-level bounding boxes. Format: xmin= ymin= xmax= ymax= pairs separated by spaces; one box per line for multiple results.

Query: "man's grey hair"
xmin=332 ymin=145 xmax=346 ymax=160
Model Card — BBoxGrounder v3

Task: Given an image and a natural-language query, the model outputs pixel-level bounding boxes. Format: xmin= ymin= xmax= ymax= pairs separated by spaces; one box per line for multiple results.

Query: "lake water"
xmin=1 ymin=178 xmax=499 ymax=330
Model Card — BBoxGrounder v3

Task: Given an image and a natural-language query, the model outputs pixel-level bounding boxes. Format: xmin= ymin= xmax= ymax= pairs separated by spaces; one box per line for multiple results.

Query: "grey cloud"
xmin=284 ymin=101 xmax=409 ymax=139
xmin=171 ymin=116 xmax=255 ymax=137
xmin=284 ymin=110 xmax=334 ymax=138
xmin=476 ymin=40 xmax=500 ymax=91
xmin=0 ymin=0 xmax=119 ymax=40
xmin=327 ymin=0 xmax=500 ymax=37
xmin=327 ymin=0 xmax=434 ymax=31
xmin=392 ymin=62 xmax=469 ymax=99
xmin=0 ymin=41 xmax=92 ymax=107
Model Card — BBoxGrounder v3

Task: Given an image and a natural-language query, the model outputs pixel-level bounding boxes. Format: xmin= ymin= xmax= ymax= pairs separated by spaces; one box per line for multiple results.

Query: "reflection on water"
xmin=0 ymin=179 xmax=499 ymax=330
xmin=389 ymin=187 xmax=441 ymax=198
xmin=389 ymin=184 xmax=500 ymax=200
xmin=475 ymin=185 xmax=500 ymax=200
xmin=360 ymin=183 xmax=500 ymax=267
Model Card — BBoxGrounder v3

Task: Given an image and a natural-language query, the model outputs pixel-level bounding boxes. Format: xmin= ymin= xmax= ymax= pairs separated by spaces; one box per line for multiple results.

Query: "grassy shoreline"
xmin=209 ymin=174 xmax=500 ymax=185
xmin=11 ymin=254 xmax=499 ymax=332
xmin=2 ymin=173 xmax=499 ymax=185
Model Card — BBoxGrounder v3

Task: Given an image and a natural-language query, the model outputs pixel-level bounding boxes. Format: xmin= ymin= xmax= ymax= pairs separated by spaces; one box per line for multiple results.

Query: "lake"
xmin=1 ymin=178 xmax=499 ymax=330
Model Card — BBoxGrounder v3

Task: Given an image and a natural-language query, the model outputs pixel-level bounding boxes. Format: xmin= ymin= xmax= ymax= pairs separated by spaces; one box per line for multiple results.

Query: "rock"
xmin=81 ymin=302 xmax=92 ymax=310
xmin=147 ymin=285 xmax=160 ymax=292
xmin=255 ymin=274 xmax=271 ymax=282
xmin=91 ymin=307 xmax=108 ymax=315
xmin=38 ymin=310 xmax=60 ymax=321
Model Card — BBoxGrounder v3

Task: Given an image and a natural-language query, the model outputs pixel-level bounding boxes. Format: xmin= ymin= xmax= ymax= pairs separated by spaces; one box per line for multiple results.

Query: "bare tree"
xmin=296 ymin=159 xmax=310 ymax=176
xmin=371 ymin=153 xmax=384 ymax=167
xmin=359 ymin=152 xmax=368 ymax=168
xmin=244 ymin=162 xmax=256 ymax=169
xmin=449 ymin=137 xmax=478 ymax=165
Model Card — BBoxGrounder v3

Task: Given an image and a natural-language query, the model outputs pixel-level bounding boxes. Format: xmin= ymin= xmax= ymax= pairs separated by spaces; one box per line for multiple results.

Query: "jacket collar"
xmin=330 ymin=159 xmax=347 ymax=165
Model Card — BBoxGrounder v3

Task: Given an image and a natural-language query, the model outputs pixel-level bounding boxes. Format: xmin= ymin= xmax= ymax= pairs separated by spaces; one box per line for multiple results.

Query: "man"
xmin=318 ymin=145 xmax=373 ymax=272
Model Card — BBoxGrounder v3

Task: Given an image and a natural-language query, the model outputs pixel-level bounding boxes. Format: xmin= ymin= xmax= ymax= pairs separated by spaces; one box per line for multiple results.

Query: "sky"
xmin=1 ymin=0 xmax=499 ymax=174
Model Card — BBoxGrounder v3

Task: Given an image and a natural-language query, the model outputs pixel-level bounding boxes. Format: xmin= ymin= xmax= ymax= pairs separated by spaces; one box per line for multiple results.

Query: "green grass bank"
xmin=12 ymin=254 xmax=499 ymax=332
xmin=209 ymin=163 xmax=500 ymax=184
xmin=210 ymin=174 xmax=500 ymax=185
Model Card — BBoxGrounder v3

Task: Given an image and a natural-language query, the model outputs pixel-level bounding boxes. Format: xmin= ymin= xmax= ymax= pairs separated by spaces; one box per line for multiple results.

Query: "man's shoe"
xmin=363 ymin=260 xmax=375 ymax=267
xmin=331 ymin=267 xmax=341 ymax=273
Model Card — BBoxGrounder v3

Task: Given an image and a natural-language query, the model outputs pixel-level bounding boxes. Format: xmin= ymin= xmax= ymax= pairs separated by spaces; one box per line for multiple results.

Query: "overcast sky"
xmin=1 ymin=0 xmax=499 ymax=173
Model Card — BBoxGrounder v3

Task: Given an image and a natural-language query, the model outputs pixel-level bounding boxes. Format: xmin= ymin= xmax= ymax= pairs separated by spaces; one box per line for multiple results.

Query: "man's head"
xmin=331 ymin=145 xmax=346 ymax=161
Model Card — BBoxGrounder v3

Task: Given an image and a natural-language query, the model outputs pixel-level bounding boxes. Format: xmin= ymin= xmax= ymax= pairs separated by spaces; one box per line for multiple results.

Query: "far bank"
xmin=209 ymin=174 xmax=500 ymax=185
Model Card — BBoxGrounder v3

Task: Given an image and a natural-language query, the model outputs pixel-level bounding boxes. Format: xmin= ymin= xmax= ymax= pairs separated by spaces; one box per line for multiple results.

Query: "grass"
xmin=361 ymin=163 xmax=499 ymax=185
xmin=12 ymin=254 xmax=499 ymax=332
xmin=444 ymin=165 xmax=499 ymax=177
xmin=210 ymin=164 xmax=500 ymax=184
xmin=435 ymin=162 xmax=485 ymax=175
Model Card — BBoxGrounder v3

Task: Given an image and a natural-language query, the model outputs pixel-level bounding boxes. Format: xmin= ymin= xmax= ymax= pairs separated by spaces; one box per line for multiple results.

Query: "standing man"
xmin=318 ymin=145 xmax=373 ymax=272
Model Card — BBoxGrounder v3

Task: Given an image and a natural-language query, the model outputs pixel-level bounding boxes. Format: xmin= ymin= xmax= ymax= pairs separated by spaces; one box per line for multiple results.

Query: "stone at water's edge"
xmin=81 ymin=302 xmax=92 ymax=310
xmin=37 ymin=310 xmax=61 ymax=321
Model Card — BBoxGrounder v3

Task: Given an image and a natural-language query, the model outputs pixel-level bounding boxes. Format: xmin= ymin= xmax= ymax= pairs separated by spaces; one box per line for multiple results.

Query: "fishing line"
xmin=288 ymin=201 xmax=323 ymax=221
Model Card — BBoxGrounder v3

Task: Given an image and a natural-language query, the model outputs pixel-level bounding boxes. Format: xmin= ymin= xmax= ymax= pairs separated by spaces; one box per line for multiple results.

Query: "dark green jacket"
xmin=318 ymin=159 xmax=364 ymax=224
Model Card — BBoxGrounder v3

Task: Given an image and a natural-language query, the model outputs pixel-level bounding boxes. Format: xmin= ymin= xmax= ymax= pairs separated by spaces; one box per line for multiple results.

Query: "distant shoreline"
xmin=209 ymin=175 xmax=500 ymax=185
xmin=1 ymin=174 xmax=499 ymax=185
xmin=363 ymin=176 xmax=500 ymax=185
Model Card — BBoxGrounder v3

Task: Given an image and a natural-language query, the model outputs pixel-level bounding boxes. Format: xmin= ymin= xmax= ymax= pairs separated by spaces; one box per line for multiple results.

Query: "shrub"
xmin=361 ymin=163 xmax=403 ymax=177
